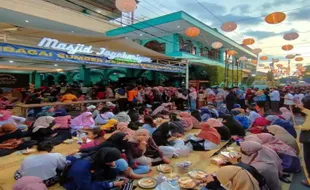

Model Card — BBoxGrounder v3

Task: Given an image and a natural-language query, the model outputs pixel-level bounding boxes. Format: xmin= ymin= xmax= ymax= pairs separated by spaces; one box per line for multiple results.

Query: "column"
xmin=219 ymin=48 xmax=225 ymax=64
xmin=185 ymin=60 xmax=189 ymax=89
xmin=79 ymin=65 xmax=90 ymax=86
xmin=33 ymin=71 xmax=41 ymax=88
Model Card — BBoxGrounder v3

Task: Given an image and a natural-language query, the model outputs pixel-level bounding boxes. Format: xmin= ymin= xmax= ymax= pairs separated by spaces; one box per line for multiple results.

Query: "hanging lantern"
xmin=185 ymin=27 xmax=200 ymax=37
xmin=273 ymin=58 xmax=279 ymax=63
xmin=252 ymin=48 xmax=262 ymax=54
xmin=286 ymin=54 xmax=295 ymax=59
xmin=115 ymin=0 xmax=137 ymax=13
xmin=264 ymin=66 xmax=270 ymax=69
xmin=242 ymin=38 xmax=255 ymax=45
xmin=251 ymin=60 xmax=258 ymax=64
xmin=283 ymin=32 xmax=299 ymax=41
xmin=239 ymin=56 xmax=247 ymax=61
xmin=259 ymin=64 xmax=265 ymax=67
xmin=227 ymin=49 xmax=237 ymax=56
xmin=260 ymin=56 xmax=268 ymax=60
xmin=221 ymin=22 xmax=237 ymax=32
xmin=265 ymin=12 xmax=286 ymax=24
xmin=296 ymin=63 xmax=303 ymax=67
xmin=282 ymin=44 xmax=294 ymax=51
xmin=295 ymin=57 xmax=303 ymax=61
xmin=277 ymin=64 xmax=283 ymax=68
xmin=211 ymin=42 xmax=223 ymax=49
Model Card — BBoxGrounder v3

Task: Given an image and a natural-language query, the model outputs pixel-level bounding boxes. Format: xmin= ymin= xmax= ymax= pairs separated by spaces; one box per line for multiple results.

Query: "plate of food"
xmin=178 ymin=177 xmax=196 ymax=189
xmin=157 ymin=164 xmax=174 ymax=173
xmin=188 ymin=170 xmax=207 ymax=180
xmin=138 ymin=177 xmax=157 ymax=189
xmin=21 ymin=148 xmax=36 ymax=155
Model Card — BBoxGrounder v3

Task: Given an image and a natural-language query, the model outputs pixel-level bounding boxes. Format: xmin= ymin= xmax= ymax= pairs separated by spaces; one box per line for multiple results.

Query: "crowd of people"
xmin=1 ymin=83 xmax=310 ymax=190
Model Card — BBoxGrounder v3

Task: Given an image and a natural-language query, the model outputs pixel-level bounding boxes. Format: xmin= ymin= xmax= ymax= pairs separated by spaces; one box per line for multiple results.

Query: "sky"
xmin=133 ymin=0 xmax=310 ymax=74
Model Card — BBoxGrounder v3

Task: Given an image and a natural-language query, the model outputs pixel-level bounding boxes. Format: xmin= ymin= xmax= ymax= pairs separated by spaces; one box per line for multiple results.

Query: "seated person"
xmin=54 ymin=108 xmax=71 ymax=129
xmin=112 ymin=122 xmax=134 ymax=136
xmin=266 ymin=115 xmax=297 ymax=138
xmin=61 ymin=91 xmax=77 ymax=103
xmin=142 ymin=116 xmax=157 ymax=135
xmin=36 ymin=106 xmax=55 ymax=118
xmin=0 ymin=110 xmax=27 ymax=130
xmin=0 ymin=123 xmax=37 ymax=157
xmin=100 ymin=119 xmax=118 ymax=133
xmin=15 ymin=141 xmax=67 ymax=187
xmin=94 ymin=107 xmax=114 ymax=125
xmin=179 ymin=112 xmax=200 ymax=129
xmin=186 ymin=122 xmax=220 ymax=151
xmin=31 ymin=116 xmax=71 ymax=145
xmin=80 ymin=127 xmax=105 ymax=149
xmin=231 ymin=109 xmax=251 ymax=129
xmin=128 ymin=129 xmax=169 ymax=168
xmin=70 ymin=112 xmax=95 ymax=134
xmin=220 ymin=114 xmax=245 ymax=137
xmin=63 ymin=148 xmax=128 ymax=190
xmin=205 ymin=118 xmax=231 ymax=141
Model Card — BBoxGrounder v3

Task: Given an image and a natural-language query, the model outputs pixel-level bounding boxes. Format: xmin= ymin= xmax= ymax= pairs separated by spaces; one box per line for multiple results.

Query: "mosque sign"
xmin=37 ymin=37 xmax=152 ymax=63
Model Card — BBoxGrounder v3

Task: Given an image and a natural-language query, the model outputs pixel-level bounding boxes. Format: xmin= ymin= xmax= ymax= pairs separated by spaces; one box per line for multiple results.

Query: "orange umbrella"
xmin=282 ymin=44 xmax=294 ymax=51
xmin=242 ymin=38 xmax=255 ymax=45
xmin=185 ymin=27 xmax=200 ymax=37
xmin=265 ymin=12 xmax=286 ymax=24
xmin=260 ymin=56 xmax=268 ymax=60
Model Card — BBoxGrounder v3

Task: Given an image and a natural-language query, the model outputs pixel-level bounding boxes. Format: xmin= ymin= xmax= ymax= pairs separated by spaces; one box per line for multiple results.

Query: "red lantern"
xmin=185 ymin=27 xmax=200 ymax=37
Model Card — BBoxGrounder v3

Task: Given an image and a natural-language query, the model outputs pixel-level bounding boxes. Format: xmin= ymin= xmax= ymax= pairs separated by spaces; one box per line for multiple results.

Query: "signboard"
xmin=38 ymin=37 xmax=152 ymax=63
xmin=0 ymin=73 xmax=29 ymax=88
xmin=0 ymin=43 xmax=185 ymax=73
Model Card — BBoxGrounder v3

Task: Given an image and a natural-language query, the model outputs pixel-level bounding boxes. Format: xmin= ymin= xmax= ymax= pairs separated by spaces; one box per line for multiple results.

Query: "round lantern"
xmin=211 ymin=41 xmax=223 ymax=49
xmin=252 ymin=48 xmax=262 ymax=54
xmin=260 ymin=56 xmax=268 ymax=61
xmin=296 ymin=63 xmax=303 ymax=67
xmin=252 ymin=60 xmax=258 ymax=64
xmin=283 ymin=32 xmax=299 ymax=41
xmin=239 ymin=56 xmax=247 ymax=61
xmin=277 ymin=64 xmax=283 ymax=68
xmin=185 ymin=27 xmax=200 ymax=37
xmin=242 ymin=38 xmax=255 ymax=45
xmin=259 ymin=64 xmax=265 ymax=67
xmin=221 ymin=22 xmax=237 ymax=32
xmin=264 ymin=66 xmax=270 ymax=69
xmin=265 ymin=12 xmax=286 ymax=24
xmin=227 ymin=49 xmax=237 ymax=56
xmin=272 ymin=58 xmax=279 ymax=63
xmin=286 ymin=54 xmax=295 ymax=59
xmin=115 ymin=0 xmax=137 ymax=13
xmin=295 ymin=57 xmax=303 ymax=61
xmin=282 ymin=44 xmax=294 ymax=51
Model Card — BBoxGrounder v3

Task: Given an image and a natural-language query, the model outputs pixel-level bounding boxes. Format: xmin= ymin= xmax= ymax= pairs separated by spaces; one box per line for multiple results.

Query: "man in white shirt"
xmin=269 ymin=88 xmax=280 ymax=112
xmin=284 ymin=91 xmax=295 ymax=107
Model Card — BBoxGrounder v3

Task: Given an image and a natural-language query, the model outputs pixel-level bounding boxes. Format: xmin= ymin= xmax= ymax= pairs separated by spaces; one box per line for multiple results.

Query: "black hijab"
xmin=191 ymin=109 xmax=202 ymax=122
xmin=220 ymin=114 xmax=245 ymax=137
xmin=93 ymin=147 xmax=121 ymax=167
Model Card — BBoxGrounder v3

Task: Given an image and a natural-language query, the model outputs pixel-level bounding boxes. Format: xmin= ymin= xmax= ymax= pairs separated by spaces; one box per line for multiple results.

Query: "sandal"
xmin=280 ymin=176 xmax=291 ymax=183
xmin=301 ymin=180 xmax=310 ymax=188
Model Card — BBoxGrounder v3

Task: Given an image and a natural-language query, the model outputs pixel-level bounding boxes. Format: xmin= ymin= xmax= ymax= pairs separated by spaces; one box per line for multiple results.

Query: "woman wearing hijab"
xmin=15 ymin=141 xmax=66 ymax=187
xmin=249 ymin=112 xmax=271 ymax=134
xmin=246 ymin=133 xmax=301 ymax=173
xmin=220 ymin=114 xmax=245 ymax=137
xmin=115 ymin=87 xmax=128 ymax=111
xmin=13 ymin=176 xmax=47 ymax=190
xmin=36 ymin=106 xmax=55 ymax=118
xmin=266 ymin=115 xmax=297 ymax=138
xmin=186 ymin=123 xmax=220 ymax=151
xmin=112 ymin=122 xmax=135 ymax=136
xmin=179 ymin=112 xmax=200 ymax=129
xmin=280 ymin=107 xmax=293 ymax=121
xmin=200 ymin=107 xmax=211 ymax=122
xmin=0 ymin=110 xmax=27 ymax=130
xmin=0 ymin=123 xmax=37 ymax=157
xmin=248 ymin=111 xmax=262 ymax=123
xmin=267 ymin=125 xmax=299 ymax=154
xmin=204 ymin=166 xmax=260 ymax=190
xmin=94 ymin=107 xmax=114 ymax=125
xmin=32 ymin=116 xmax=71 ymax=145
xmin=128 ymin=129 xmax=169 ymax=167
xmin=191 ymin=109 xmax=201 ymax=122
xmin=54 ymin=108 xmax=71 ymax=129
xmin=205 ymin=118 xmax=231 ymax=141
xmin=142 ymin=116 xmax=156 ymax=135
xmin=63 ymin=148 xmax=126 ymax=190
xmin=240 ymin=141 xmax=282 ymax=190
xmin=152 ymin=122 xmax=185 ymax=157
xmin=70 ymin=112 xmax=95 ymax=134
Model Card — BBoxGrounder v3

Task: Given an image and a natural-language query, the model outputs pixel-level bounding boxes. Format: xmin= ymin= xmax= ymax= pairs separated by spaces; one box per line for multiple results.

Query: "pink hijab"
xmin=70 ymin=112 xmax=94 ymax=127
xmin=13 ymin=176 xmax=47 ymax=190
xmin=280 ymin=107 xmax=292 ymax=121
xmin=197 ymin=123 xmax=221 ymax=144
xmin=240 ymin=141 xmax=282 ymax=173
xmin=179 ymin=112 xmax=200 ymax=129
xmin=255 ymin=133 xmax=297 ymax=157
xmin=205 ymin=118 xmax=223 ymax=128
xmin=0 ymin=110 xmax=12 ymax=121
xmin=114 ymin=122 xmax=135 ymax=136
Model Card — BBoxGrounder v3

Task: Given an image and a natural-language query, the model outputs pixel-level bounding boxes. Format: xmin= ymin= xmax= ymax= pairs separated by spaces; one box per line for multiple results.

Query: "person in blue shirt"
xmin=63 ymin=147 xmax=126 ymax=190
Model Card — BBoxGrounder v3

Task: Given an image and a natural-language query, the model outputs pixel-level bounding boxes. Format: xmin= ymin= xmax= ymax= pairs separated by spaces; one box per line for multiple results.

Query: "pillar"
xmin=219 ymin=48 xmax=225 ymax=64
xmin=185 ymin=60 xmax=189 ymax=89
xmin=79 ymin=65 xmax=90 ymax=86
xmin=33 ymin=71 xmax=41 ymax=88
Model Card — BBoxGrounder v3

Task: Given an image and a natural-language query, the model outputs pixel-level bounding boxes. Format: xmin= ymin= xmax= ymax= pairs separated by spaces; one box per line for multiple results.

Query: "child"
xmin=142 ymin=116 xmax=156 ymax=135
xmin=80 ymin=127 xmax=105 ymax=149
